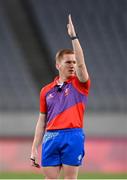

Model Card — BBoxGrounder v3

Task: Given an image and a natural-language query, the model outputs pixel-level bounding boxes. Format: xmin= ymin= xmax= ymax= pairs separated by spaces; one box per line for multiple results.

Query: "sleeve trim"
xmin=40 ymin=112 xmax=47 ymax=114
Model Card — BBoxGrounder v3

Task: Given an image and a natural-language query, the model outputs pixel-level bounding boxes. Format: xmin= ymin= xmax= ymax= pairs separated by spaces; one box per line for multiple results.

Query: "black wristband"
xmin=71 ymin=34 xmax=79 ymax=40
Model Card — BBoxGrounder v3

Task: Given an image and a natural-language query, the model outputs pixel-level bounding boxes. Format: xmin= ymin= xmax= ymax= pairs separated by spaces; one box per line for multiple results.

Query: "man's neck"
xmin=58 ymin=75 xmax=75 ymax=84
xmin=58 ymin=76 xmax=67 ymax=84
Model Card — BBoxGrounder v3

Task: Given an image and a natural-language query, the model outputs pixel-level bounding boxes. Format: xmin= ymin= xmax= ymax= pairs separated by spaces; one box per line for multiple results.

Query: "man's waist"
xmin=46 ymin=128 xmax=83 ymax=133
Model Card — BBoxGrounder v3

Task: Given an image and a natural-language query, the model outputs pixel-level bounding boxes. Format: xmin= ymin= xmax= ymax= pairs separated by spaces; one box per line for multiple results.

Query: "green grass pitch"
xmin=0 ymin=172 xmax=127 ymax=179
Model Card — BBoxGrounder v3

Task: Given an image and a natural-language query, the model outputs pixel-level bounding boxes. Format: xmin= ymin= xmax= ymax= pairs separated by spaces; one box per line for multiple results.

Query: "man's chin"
xmin=67 ymin=73 xmax=75 ymax=78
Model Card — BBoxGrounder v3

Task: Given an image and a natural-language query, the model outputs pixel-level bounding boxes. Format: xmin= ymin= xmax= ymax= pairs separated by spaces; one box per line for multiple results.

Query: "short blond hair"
xmin=55 ymin=49 xmax=74 ymax=63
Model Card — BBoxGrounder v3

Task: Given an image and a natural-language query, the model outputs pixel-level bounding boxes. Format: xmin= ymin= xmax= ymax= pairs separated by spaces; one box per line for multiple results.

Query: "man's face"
xmin=56 ymin=54 xmax=76 ymax=78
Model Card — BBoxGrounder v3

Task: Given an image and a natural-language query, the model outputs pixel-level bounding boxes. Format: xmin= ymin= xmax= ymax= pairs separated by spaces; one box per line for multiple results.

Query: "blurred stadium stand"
xmin=0 ymin=0 xmax=127 ymax=136
xmin=0 ymin=0 xmax=55 ymax=112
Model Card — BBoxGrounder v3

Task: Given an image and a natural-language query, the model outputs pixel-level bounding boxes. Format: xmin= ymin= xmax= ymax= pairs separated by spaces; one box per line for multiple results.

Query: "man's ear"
xmin=56 ymin=63 xmax=60 ymax=70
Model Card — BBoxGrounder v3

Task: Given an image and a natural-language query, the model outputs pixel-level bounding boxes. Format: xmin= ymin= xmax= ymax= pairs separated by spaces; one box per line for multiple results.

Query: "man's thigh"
xmin=42 ymin=166 xmax=61 ymax=179
xmin=62 ymin=164 xmax=79 ymax=179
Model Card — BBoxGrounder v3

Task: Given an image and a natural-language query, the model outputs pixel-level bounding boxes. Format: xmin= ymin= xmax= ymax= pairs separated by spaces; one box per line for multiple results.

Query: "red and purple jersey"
xmin=40 ymin=76 xmax=90 ymax=130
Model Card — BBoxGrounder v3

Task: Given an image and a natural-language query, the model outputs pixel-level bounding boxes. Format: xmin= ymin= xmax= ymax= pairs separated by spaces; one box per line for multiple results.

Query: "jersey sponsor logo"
xmin=64 ymin=88 xmax=69 ymax=96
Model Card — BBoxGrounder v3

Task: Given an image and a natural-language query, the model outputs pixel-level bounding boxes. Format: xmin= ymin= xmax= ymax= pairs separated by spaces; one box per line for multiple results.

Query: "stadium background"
xmin=0 ymin=0 xmax=127 ymax=178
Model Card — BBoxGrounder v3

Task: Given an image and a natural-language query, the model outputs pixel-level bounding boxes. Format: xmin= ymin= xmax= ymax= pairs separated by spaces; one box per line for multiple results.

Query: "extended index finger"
xmin=68 ymin=14 xmax=72 ymax=24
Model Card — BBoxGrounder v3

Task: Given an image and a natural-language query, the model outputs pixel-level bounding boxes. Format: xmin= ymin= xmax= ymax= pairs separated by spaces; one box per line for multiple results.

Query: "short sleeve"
xmin=72 ymin=77 xmax=91 ymax=96
xmin=40 ymin=88 xmax=47 ymax=113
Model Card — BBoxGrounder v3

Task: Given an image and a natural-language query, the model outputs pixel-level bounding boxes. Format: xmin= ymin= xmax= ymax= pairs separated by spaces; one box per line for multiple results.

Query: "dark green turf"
xmin=0 ymin=172 xmax=127 ymax=179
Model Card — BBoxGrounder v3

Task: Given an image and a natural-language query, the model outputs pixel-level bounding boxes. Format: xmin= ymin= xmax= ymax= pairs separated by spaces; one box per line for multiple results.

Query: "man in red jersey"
xmin=31 ymin=14 xmax=90 ymax=179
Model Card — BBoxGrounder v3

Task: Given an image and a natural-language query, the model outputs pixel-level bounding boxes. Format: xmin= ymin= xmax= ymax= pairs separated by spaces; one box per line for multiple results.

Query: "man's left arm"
xmin=67 ymin=14 xmax=89 ymax=82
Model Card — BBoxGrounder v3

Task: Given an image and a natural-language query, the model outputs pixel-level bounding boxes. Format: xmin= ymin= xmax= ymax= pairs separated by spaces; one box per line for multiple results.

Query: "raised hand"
xmin=67 ymin=14 xmax=76 ymax=37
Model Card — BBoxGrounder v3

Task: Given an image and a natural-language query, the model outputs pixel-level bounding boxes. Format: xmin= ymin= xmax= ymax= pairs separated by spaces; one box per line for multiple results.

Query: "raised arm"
xmin=67 ymin=14 xmax=89 ymax=82
xmin=30 ymin=113 xmax=46 ymax=168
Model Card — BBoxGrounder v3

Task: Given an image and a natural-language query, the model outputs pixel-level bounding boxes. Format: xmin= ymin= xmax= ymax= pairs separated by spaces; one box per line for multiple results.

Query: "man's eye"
xmin=65 ymin=61 xmax=71 ymax=64
xmin=66 ymin=61 xmax=76 ymax=64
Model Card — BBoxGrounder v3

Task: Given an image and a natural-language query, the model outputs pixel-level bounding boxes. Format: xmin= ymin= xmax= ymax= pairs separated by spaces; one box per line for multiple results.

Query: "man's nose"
xmin=70 ymin=62 xmax=75 ymax=67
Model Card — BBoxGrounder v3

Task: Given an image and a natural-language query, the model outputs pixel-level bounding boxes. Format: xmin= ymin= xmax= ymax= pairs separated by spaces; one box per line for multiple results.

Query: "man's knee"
xmin=44 ymin=174 xmax=59 ymax=179
xmin=64 ymin=173 xmax=78 ymax=179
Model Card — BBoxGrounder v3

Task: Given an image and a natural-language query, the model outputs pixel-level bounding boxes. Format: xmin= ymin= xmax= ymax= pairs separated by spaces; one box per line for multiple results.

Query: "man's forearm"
xmin=31 ymin=114 xmax=46 ymax=153
xmin=72 ymin=38 xmax=89 ymax=82
xmin=67 ymin=15 xmax=89 ymax=82
xmin=31 ymin=127 xmax=44 ymax=151
xmin=72 ymin=38 xmax=85 ymax=66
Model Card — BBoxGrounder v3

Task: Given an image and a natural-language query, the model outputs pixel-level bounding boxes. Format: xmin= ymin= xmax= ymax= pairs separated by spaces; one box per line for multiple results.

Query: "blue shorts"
xmin=41 ymin=128 xmax=85 ymax=167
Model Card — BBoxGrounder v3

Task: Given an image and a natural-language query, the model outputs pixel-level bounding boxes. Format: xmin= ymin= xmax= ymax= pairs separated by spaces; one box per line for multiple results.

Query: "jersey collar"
xmin=53 ymin=75 xmax=76 ymax=86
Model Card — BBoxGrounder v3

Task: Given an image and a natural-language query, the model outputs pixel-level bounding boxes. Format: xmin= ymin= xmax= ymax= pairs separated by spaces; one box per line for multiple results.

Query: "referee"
xmin=31 ymin=14 xmax=90 ymax=179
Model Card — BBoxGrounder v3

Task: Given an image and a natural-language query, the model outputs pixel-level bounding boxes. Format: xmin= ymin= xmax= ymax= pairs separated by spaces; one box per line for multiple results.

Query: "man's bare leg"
xmin=42 ymin=166 xmax=61 ymax=179
xmin=62 ymin=164 xmax=79 ymax=180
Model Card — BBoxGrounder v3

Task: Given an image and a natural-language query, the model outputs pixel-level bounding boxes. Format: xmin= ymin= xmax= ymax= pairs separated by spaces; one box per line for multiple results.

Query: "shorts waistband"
xmin=46 ymin=128 xmax=83 ymax=133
